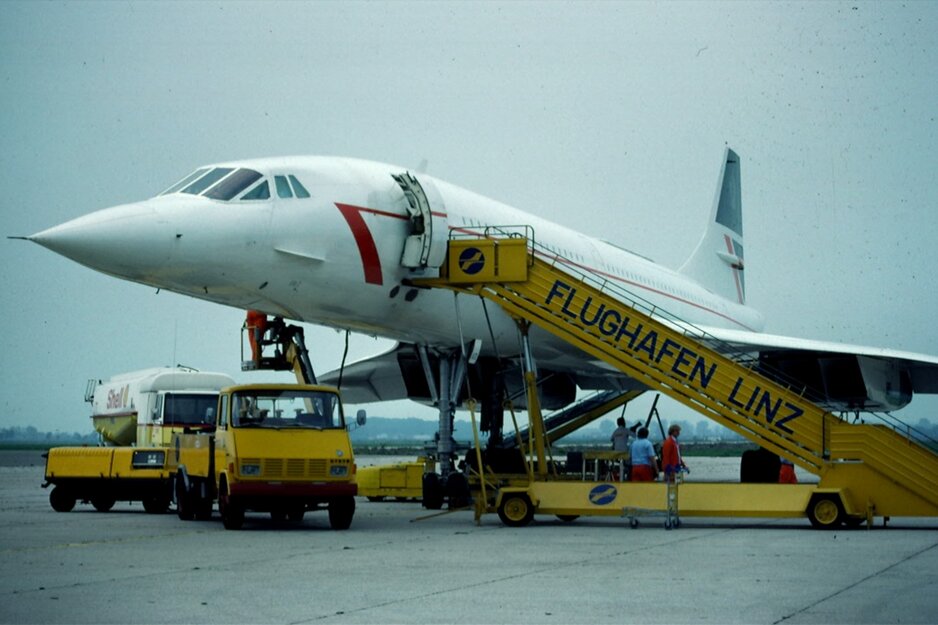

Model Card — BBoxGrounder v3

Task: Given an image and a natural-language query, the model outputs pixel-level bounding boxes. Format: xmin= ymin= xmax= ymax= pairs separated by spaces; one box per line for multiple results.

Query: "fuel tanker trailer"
xmin=43 ymin=367 xmax=234 ymax=514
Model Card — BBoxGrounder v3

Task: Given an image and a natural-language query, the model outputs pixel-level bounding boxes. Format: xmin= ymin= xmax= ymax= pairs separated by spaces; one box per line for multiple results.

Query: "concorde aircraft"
xmin=25 ymin=149 xmax=938 ymax=450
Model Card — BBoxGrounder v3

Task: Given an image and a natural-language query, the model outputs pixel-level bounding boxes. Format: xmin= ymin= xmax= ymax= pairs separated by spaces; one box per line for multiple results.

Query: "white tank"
xmin=87 ymin=367 xmax=235 ymax=446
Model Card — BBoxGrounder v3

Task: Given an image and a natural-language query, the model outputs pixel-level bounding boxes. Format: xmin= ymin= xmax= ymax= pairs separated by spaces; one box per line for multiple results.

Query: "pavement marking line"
xmin=772 ymin=540 xmax=938 ymax=624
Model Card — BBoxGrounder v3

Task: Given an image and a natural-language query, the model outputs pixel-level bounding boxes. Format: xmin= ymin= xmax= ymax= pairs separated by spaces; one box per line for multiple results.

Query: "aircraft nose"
xmin=29 ymin=201 xmax=175 ymax=280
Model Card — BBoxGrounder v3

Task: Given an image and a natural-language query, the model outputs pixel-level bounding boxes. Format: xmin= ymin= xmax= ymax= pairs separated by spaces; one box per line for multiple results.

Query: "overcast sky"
xmin=2 ymin=1 xmax=937 ymax=435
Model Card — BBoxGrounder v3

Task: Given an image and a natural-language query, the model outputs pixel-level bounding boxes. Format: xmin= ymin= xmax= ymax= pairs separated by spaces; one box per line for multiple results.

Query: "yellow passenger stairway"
xmin=418 ymin=234 xmax=938 ymax=524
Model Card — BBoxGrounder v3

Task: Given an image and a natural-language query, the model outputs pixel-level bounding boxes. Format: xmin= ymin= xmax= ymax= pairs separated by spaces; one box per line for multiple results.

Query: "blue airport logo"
xmin=589 ymin=484 xmax=617 ymax=506
xmin=458 ymin=247 xmax=486 ymax=275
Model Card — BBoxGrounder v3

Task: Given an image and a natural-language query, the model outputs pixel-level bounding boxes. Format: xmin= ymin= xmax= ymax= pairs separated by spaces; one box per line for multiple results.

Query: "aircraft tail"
xmin=678 ymin=147 xmax=746 ymax=304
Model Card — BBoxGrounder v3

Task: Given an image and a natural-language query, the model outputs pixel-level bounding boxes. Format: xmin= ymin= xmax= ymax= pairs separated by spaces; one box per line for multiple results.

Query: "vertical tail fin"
xmin=678 ymin=147 xmax=746 ymax=304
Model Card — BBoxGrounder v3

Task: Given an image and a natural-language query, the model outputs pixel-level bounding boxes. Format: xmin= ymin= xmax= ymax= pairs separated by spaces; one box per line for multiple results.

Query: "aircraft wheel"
xmin=629 ymin=518 xmax=639 ymax=529
xmin=328 ymin=496 xmax=355 ymax=530
xmin=556 ymin=514 xmax=579 ymax=523
xmin=445 ymin=472 xmax=471 ymax=509
xmin=497 ymin=493 xmax=534 ymax=527
xmin=49 ymin=486 xmax=76 ymax=512
xmin=92 ymin=495 xmax=116 ymax=512
xmin=219 ymin=479 xmax=244 ymax=530
xmin=287 ymin=508 xmax=305 ymax=522
xmin=422 ymin=473 xmax=444 ymax=510
xmin=807 ymin=494 xmax=844 ymax=529
xmin=270 ymin=509 xmax=287 ymax=522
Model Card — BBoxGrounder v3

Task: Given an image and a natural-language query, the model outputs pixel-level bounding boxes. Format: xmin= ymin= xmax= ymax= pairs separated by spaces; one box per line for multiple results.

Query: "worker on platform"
xmin=779 ymin=457 xmax=798 ymax=483
xmin=661 ymin=424 xmax=688 ymax=483
xmin=246 ymin=310 xmax=267 ymax=362
xmin=610 ymin=416 xmax=631 ymax=451
xmin=629 ymin=427 xmax=658 ymax=482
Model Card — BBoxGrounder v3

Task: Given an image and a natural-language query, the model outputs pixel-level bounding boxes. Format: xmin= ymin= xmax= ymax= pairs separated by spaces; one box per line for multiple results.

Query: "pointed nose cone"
xmin=29 ymin=201 xmax=175 ymax=281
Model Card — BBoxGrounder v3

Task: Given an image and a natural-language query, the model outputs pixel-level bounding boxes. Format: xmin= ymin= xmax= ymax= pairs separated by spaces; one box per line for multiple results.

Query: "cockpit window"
xmin=240 ymin=180 xmax=270 ymax=200
xmin=182 ymin=167 xmax=233 ymax=195
xmin=204 ymin=168 xmax=263 ymax=200
xmin=160 ymin=168 xmax=210 ymax=196
xmin=275 ymin=175 xmax=293 ymax=198
xmin=289 ymin=175 xmax=311 ymax=198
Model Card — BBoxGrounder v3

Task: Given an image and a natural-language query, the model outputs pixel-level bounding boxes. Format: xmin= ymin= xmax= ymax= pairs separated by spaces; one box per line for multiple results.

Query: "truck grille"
xmin=241 ymin=458 xmax=348 ymax=479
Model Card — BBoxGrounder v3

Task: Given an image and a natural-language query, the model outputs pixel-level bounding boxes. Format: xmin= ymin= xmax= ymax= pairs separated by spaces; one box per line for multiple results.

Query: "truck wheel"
xmin=175 ymin=474 xmax=194 ymax=521
xmin=807 ymin=494 xmax=844 ymax=529
xmin=49 ymin=486 xmax=76 ymax=512
xmin=287 ymin=508 xmax=305 ymax=522
xmin=328 ymin=496 xmax=355 ymax=530
xmin=92 ymin=496 xmax=116 ymax=512
xmin=497 ymin=493 xmax=534 ymax=527
xmin=219 ymin=482 xmax=244 ymax=530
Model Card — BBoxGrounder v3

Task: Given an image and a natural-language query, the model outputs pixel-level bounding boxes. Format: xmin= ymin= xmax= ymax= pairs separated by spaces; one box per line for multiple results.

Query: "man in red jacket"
xmin=661 ymin=424 xmax=688 ymax=483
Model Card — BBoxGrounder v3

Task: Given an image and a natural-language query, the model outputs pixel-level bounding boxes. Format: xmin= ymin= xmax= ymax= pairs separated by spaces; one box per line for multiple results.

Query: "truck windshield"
xmin=231 ymin=390 xmax=343 ymax=429
xmin=164 ymin=393 xmax=218 ymax=427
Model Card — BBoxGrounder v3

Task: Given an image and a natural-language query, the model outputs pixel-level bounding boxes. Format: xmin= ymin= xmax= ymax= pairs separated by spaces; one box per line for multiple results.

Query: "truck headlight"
xmin=240 ymin=463 xmax=261 ymax=476
xmin=330 ymin=465 xmax=348 ymax=477
xmin=132 ymin=450 xmax=166 ymax=468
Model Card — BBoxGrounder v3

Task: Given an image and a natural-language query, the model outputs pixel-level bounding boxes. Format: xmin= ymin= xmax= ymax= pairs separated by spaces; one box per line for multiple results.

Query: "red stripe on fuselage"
xmin=335 ymin=203 xmax=448 ymax=286
xmin=336 ymin=203 xmax=385 ymax=285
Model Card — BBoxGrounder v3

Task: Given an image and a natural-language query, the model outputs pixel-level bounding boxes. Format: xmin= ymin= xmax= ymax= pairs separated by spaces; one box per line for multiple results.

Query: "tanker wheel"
xmin=497 ymin=493 xmax=534 ymax=527
xmin=807 ymin=494 xmax=844 ymax=529
xmin=91 ymin=495 xmax=116 ymax=512
xmin=175 ymin=474 xmax=194 ymax=521
xmin=219 ymin=479 xmax=244 ymax=530
xmin=49 ymin=486 xmax=76 ymax=512
xmin=328 ymin=496 xmax=355 ymax=530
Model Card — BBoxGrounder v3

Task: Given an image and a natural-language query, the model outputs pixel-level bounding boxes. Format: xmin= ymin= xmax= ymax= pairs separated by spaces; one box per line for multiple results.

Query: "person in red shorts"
xmin=629 ymin=427 xmax=658 ymax=482
xmin=779 ymin=456 xmax=798 ymax=483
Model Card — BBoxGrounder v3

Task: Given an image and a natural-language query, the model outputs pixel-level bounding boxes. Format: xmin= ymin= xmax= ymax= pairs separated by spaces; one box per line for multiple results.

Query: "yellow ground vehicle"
xmin=170 ymin=383 xmax=357 ymax=530
xmin=41 ymin=367 xmax=230 ymax=514
xmin=43 ymin=446 xmax=172 ymax=513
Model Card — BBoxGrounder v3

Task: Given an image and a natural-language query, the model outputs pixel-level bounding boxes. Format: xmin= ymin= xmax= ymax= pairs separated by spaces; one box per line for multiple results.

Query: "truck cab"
xmin=172 ymin=383 xmax=358 ymax=530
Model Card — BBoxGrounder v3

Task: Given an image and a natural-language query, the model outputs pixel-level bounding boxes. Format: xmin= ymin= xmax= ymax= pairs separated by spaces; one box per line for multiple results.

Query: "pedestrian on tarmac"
xmin=629 ymin=427 xmax=658 ymax=481
xmin=661 ymin=424 xmax=688 ymax=482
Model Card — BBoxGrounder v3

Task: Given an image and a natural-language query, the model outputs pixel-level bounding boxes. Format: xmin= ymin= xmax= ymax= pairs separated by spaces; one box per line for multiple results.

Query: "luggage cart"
xmin=664 ymin=470 xmax=684 ymax=530
xmin=621 ymin=471 xmax=684 ymax=529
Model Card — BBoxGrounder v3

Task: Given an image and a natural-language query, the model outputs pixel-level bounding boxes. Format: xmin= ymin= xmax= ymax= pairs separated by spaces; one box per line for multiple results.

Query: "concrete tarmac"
xmin=2 ymin=453 xmax=937 ymax=625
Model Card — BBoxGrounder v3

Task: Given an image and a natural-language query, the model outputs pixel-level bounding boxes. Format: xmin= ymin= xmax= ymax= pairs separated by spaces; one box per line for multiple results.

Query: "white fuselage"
xmin=31 ymin=156 xmax=764 ymax=375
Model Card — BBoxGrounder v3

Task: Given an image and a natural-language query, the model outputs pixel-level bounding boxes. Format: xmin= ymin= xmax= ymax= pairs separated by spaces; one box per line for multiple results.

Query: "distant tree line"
xmin=0 ymin=426 xmax=98 ymax=445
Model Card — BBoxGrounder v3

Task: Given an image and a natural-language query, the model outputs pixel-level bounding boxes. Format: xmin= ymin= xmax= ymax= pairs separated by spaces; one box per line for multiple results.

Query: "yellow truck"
xmin=170 ymin=383 xmax=358 ymax=530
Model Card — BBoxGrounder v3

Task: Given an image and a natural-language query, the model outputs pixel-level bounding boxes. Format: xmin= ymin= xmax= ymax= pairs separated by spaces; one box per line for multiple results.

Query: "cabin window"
xmin=240 ymin=180 xmax=270 ymax=200
xmin=275 ymin=175 xmax=293 ymax=198
xmin=289 ymin=175 xmax=310 ymax=198
xmin=160 ymin=168 xmax=210 ymax=195
xmin=204 ymin=168 xmax=263 ymax=200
